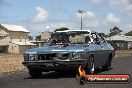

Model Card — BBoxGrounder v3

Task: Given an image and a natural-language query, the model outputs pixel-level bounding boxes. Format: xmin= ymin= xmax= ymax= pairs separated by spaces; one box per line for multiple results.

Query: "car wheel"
xmin=85 ymin=55 xmax=95 ymax=74
xmin=102 ymin=54 xmax=112 ymax=71
xmin=29 ymin=69 xmax=42 ymax=78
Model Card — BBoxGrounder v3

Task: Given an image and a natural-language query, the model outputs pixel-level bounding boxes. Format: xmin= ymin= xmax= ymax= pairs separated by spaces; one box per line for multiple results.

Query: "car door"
xmin=91 ymin=33 xmax=103 ymax=67
xmin=92 ymin=32 xmax=111 ymax=67
xmin=98 ymin=33 xmax=109 ymax=66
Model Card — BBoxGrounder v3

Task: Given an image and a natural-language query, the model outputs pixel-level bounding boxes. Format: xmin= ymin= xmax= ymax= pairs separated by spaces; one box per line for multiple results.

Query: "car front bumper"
xmin=22 ymin=59 xmax=87 ymax=71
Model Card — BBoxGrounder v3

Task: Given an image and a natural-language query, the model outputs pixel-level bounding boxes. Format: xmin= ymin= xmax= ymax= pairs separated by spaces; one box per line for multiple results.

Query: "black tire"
xmin=102 ymin=54 xmax=112 ymax=71
xmin=29 ymin=69 xmax=42 ymax=78
xmin=84 ymin=55 xmax=95 ymax=74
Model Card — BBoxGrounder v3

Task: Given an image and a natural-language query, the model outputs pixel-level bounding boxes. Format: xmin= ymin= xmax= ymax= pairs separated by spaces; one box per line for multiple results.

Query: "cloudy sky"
xmin=0 ymin=0 xmax=132 ymax=37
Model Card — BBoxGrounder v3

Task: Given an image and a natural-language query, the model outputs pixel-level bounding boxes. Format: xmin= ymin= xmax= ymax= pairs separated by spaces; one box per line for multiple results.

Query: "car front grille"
xmin=38 ymin=53 xmax=69 ymax=60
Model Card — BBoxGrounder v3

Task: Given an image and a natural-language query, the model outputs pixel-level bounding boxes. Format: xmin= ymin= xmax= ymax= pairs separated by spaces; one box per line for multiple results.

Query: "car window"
xmin=48 ymin=32 xmax=92 ymax=45
xmin=91 ymin=33 xmax=99 ymax=44
xmin=98 ymin=33 xmax=107 ymax=44
xmin=97 ymin=34 xmax=104 ymax=43
xmin=69 ymin=34 xmax=85 ymax=44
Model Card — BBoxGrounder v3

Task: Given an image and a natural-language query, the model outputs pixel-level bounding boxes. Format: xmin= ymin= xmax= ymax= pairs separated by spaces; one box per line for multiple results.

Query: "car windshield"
xmin=47 ymin=31 xmax=92 ymax=46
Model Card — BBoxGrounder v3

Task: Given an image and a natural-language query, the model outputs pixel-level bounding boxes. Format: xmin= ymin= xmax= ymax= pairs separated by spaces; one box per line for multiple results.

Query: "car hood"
xmin=26 ymin=45 xmax=90 ymax=53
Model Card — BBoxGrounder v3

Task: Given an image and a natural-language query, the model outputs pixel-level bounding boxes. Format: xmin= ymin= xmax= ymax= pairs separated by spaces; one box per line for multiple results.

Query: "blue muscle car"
xmin=22 ymin=30 xmax=115 ymax=77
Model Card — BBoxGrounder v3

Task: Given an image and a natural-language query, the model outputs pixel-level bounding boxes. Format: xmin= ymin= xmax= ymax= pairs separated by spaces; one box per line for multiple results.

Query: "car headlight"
xmin=72 ymin=52 xmax=80 ymax=59
xmin=29 ymin=54 xmax=35 ymax=61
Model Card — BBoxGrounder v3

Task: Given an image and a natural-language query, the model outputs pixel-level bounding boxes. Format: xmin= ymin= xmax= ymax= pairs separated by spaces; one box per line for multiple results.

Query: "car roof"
xmin=56 ymin=30 xmax=96 ymax=34
xmin=56 ymin=30 xmax=91 ymax=33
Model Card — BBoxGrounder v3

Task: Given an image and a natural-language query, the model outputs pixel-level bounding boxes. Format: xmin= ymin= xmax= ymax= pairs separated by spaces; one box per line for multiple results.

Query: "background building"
xmin=41 ymin=31 xmax=52 ymax=42
xmin=33 ymin=31 xmax=52 ymax=47
xmin=0 ymin=24 xmax=36 ymax=54
xmin=106 ymin=35 xmax=132 ymax=50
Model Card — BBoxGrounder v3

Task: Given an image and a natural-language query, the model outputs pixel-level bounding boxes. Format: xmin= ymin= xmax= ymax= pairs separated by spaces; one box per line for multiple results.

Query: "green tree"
xmin=54 ymin=27 xmax=69 ymax=32
xmin=109 ymin=26 xmax=122 ymax=36
xmin=125 ymin=31 xmax=132 ymax=36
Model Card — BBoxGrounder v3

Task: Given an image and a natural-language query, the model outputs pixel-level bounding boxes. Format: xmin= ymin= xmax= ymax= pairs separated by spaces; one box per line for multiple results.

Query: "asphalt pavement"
xmin=0 ymin=56 xmax=132 ymax=88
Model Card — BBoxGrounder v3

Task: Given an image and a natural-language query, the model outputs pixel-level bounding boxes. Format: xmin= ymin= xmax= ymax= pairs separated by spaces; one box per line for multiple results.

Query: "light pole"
xmin=76 ymin=10 xmax=86 ymax=30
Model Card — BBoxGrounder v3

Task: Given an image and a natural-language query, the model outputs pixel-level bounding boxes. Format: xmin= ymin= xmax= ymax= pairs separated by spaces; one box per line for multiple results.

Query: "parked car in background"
xmin=22 ymin=30 xmax=115 ymax=77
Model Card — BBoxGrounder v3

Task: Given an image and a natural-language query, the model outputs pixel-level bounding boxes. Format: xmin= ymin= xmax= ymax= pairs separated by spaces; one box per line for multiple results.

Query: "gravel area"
xmin=0 ymin=53 xmax=26 ymax=75
xmin=115 ymin=50 xmax=132 ymax=57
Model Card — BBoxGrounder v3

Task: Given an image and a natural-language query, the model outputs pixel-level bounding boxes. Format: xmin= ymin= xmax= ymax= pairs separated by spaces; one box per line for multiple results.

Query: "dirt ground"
xmin=0 ymin=53 xmax=26 ymax=75
xmin=0 ymin=50 xmax=131 ymax=74
xmin=115 ymin=50 xmax=132 ymax=57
